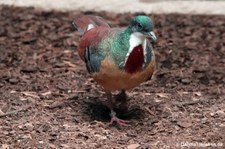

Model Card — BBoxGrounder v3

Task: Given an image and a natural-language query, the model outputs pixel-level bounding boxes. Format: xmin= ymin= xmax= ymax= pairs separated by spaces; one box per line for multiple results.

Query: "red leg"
xmin=106 ymin=91 xmax=129 ymax=126
xmin=115 ymin=89 xmax=128 ymax=111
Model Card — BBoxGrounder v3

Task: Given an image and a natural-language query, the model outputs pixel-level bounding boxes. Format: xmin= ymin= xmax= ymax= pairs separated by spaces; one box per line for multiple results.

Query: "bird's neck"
xmin=124 ymin=31 xmax=147 ymax=73
xmin=111 ymin=27 xmax=146 ymax=73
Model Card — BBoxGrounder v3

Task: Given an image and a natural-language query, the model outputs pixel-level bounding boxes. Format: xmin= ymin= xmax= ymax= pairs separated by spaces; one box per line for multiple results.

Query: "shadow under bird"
xmin=72 ymin=15 xmax=157 ymax=126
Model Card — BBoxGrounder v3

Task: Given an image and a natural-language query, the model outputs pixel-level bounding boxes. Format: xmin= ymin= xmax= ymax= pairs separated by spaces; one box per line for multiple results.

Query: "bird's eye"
xmin=137 ymin=23 xmax=143 ymax=29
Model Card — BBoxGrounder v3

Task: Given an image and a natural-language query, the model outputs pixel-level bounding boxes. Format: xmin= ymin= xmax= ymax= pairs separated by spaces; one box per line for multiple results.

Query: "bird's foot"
xmin=110 ymin=116 xmax=129 ymax=126
xmin=109 ymin=110 xmax=130 ymax=126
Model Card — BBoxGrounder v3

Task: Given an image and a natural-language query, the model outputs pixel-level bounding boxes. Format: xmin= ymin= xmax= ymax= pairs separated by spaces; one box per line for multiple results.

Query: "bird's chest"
xmin=92 ymin=56 xmax=155 ymax=91
xmin=124 ymin=45 xmax=144 ymax=74
xmin=92 ymin=32 xmax=154 ymax=91
xmin=122 ymin=32 xmax=147 ymax=73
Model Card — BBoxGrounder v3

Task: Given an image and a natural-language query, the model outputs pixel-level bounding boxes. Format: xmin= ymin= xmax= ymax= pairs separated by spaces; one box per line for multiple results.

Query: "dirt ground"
xmin=0 ymin=5 xmax=224 ymax=149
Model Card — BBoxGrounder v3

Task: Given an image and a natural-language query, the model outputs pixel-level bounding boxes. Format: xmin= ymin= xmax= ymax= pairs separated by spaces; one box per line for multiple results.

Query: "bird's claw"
xmin=109 ymin=116 xmax=130 ymax=126
xmin=109 ymin=110 xmax=130 ymax=126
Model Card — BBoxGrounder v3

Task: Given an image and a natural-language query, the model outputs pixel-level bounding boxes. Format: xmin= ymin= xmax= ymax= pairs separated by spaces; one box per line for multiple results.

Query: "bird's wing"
xmin=78 ymin=26 xmax=112 ymax=73
xmin=83 ymin=45 xmax=105 ymax=73
xmin=72 ymin=15 xmax=110 ymax=35
xmin=145 ymin=40 xmax=155 ymax=66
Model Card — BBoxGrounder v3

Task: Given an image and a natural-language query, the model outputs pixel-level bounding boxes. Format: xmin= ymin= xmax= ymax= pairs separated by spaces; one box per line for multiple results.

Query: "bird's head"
xmin=130 ymin=15 xmax=157 ymax=42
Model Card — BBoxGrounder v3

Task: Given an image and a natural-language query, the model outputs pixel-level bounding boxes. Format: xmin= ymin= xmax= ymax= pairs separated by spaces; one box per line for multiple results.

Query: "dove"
xmin=73 ymin=15 xmax=156 ymax=126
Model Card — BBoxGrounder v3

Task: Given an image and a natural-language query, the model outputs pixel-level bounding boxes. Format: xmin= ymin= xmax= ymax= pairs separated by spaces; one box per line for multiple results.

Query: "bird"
xmin=72 ymin=15 xmax=157 ymax=126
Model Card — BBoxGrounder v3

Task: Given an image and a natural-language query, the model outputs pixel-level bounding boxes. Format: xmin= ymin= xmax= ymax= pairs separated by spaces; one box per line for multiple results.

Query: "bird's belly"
xmin=92 ymin=57 xmax=155 ymax=91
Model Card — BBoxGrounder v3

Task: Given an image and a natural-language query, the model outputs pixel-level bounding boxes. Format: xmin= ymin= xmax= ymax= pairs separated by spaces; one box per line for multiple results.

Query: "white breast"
xmin=124 ymin=32 xmax=147 ymax=65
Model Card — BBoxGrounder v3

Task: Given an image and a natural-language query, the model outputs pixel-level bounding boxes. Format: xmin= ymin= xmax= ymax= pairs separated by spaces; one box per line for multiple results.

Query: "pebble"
xmin=0 ymin=83 xmax=4 ymax=87
xmin=181 ymin=78 xmax=191 ymax=84
xmin=8 ymin=78 xmax=19 ymax=84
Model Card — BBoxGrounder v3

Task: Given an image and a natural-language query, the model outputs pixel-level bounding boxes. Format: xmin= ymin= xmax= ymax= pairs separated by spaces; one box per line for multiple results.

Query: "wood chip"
xmin=63 ymin=60 xmax=77 ymax=67
xmin=0 ymin=109 xmax=5 ymax=115
xmin=177 ymin=121 xmax=191 ymax=128
xmin=1 ymin=144 xmax=9 ymax=149
xmin=10 ymin=90 xmax=17 ymax=93
xmin=193 ymin=92 xmax=202 ymax=96
xmin=156 ymin=93 xmax=170 ymax=98
xmin=145 ymin=107 xmax=155 ymax=116
xmin=127 ymin=143 xmax=140 ymax=149
xmin=0 ymin=106 xmax=30 ymax=118
xmin=41 ymin=91 xmax=52 ymax=96
xmin=21 ymin=91 xmax=40 ymax=98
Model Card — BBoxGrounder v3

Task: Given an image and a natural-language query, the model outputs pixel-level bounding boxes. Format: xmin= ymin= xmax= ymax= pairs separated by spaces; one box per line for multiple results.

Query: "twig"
xmin=173 ymin=100 xmax=202 ymax=107
xmin=0 ymin=106 xmax=29 ymax=118
xmin=47 ymin=101 xmax=68 ymax=109
xmin=73 ymin=90 xmax=86 ymax=93
xmin=145 ymin=107 xmax=156 ymax=116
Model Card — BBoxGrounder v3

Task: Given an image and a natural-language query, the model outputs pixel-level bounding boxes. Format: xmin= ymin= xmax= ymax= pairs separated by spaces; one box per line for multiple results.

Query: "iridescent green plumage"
xmin=97 ymin=15 xmax=155 ymax=69
xmin=98 ymin=28 xmax=131 ymax=68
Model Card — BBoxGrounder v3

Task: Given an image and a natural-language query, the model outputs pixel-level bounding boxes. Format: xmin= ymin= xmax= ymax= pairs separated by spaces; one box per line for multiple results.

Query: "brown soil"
xmin=0 ymin=6 xmax=225 ymax=149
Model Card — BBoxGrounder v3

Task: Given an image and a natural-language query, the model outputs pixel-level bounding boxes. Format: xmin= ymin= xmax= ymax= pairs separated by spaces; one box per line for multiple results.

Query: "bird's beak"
xmin=146 ymin=31 xmax=157 ymax=42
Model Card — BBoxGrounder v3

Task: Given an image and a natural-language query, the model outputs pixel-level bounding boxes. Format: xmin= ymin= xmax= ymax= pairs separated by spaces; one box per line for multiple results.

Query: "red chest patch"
xmin=125 ymin=45 xmax=144 ymax=74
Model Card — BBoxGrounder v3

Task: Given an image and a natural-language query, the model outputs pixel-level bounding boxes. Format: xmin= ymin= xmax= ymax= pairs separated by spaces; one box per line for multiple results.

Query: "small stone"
xmin=24 ymin=123 xmax=34 ymax=131
xmin=181 ymin=78 xmax=191 ymax=84
xmin=8 ymin=78 xmax=18 ymax=84
xmin=0 ymin=83 xmax=4 ymax=87
xmin=209 ymin=80 xmax=216 ymax=84
xmin=39 ymin=141 xmax=44 ymax=144
xmin=210 ymin=112 xmax=215 ymax=117
xmin=18 ymin=125 xmax=23 ymax=129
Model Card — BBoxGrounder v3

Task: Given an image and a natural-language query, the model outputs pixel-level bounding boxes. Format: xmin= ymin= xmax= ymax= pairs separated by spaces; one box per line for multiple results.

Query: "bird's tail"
xmin=72 ymin=15 xmax=110 ymax=35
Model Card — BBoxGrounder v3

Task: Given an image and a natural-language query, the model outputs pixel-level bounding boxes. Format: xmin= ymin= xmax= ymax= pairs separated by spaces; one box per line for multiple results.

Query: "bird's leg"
xmin=106 ymin=91 xmax=129 ymax=126
xmin=115 ymin=89 xmax=128 ymax=111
